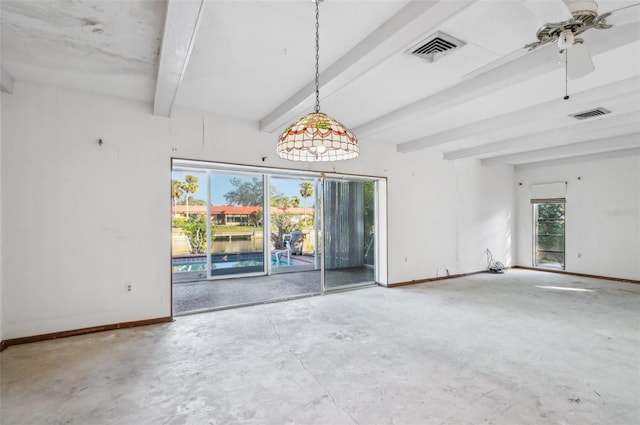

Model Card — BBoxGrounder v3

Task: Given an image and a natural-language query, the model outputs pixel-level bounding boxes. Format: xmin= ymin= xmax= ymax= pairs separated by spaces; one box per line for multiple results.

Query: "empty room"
xmin=1 ymin=1 xmax=638 ymax=424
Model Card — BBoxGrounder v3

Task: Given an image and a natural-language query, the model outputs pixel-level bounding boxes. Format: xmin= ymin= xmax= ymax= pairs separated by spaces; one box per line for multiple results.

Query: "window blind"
xmin=530 ymin=182 xmax=566 ymax=204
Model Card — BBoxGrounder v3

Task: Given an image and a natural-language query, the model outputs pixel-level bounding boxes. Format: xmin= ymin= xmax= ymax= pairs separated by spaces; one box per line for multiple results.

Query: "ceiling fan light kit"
xmin=523 ymin=0 xmax=639 ymax=97
xmin=557 ymin=28 xmax=575 ymax=49
xmin=524 ymin=0 xmax=638 ymax=53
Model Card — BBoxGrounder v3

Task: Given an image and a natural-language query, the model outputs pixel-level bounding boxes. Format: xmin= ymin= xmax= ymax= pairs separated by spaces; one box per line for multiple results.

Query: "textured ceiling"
xmin=2 ymin=0 xmax=639 ymax=167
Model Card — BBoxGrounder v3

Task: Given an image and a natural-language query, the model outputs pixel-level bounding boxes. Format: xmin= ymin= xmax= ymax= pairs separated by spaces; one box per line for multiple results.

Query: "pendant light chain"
xmin=276 ymin=0 xmax=359 ymax=162
xmin=314 ymin=0 xmax=320 ymax=113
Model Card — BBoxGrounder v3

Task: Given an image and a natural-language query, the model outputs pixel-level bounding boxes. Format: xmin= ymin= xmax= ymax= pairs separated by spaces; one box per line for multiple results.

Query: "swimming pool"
xmin=172 ymin=252 xmax=310 ymax=274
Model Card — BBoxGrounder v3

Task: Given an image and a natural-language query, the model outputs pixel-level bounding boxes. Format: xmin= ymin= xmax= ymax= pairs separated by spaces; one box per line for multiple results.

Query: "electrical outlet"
xmin=125 ymin=282 xmax=132 ymax=293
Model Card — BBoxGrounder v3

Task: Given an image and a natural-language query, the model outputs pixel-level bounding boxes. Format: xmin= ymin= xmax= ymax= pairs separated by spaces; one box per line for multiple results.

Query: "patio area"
xmin=173 ymin=267 xmax=375 ymax=314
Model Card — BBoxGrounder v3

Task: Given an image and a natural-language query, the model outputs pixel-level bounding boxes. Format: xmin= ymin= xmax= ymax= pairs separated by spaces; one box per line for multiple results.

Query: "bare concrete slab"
xmin=2 ymin=269 xmax=638 ymax=424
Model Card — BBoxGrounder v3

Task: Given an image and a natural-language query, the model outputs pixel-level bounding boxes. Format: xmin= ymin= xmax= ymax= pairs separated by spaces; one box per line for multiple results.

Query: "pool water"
xmin=172 ymin=252 xmax=309 ymax=273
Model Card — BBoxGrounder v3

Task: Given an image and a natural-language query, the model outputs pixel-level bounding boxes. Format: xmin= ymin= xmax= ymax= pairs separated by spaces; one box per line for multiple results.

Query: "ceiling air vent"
xmin=570 ymin=108 xmax=611 ymax=120
xmin=406 ymin=31 xmax=465 ymax=63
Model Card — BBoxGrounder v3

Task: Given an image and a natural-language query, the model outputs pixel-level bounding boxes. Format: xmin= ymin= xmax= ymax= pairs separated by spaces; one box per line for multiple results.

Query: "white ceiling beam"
xmin=357 ymin=22 xmax=640 ymax=140
xmin=356 ymin=43 xmax=560 ymax=139
xmin=259 ymin=0 xmax=476 ymax=133
xmin=1 ymin=66 xmax=15 ymax=94
xmin=514 ymin=147 xmax=640 ymax=171
xmin=481 ymin=132 xmax=640 ymax=166
xmin=397 ymin=77 xmax=640 ymax=153
xmin=153 ymin=0 xmax=205 ymax=117
xmin=443 ymin=112 xmax=640 ymax=160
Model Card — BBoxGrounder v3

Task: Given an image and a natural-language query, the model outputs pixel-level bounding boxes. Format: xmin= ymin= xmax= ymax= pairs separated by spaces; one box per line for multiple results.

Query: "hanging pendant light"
xmin=277 ymin=0 xmax=359 ymax=162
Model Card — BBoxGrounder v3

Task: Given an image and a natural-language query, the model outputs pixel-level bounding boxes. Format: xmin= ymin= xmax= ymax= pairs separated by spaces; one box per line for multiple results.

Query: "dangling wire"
xmin=486 ymin=249 xmax=505 ymax=273
xmin=314 ymin=0 xmax=321 ymax=113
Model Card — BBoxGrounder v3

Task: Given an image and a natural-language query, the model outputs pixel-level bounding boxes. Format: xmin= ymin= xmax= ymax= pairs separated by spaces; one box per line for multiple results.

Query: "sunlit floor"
xmin=2 ymin=270 xmax=639 ymax=425
xmin=173 ymin=266 xmax=375 ymax=314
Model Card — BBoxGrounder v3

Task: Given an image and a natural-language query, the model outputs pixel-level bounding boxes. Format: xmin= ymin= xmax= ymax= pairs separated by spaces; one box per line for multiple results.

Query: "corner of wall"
xmin=1 ymin=90 xmax=5 ymax=345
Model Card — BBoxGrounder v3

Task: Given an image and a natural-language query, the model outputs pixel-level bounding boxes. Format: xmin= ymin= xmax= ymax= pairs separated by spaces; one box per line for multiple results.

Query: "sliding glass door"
xmin=209 ymin=172 xmax=265 ymax=277
xmin=172 ymin=160 xmax=383 ymax=313
xmin=269 ymin=176 xmax=319 ymax=275
xmin=172 ymin=169 xmax=209 ymax=282
xmin=172 ymin=170 xmax=266 ymax=281
xmin=323 ymin=178 xmax=376 ymax=290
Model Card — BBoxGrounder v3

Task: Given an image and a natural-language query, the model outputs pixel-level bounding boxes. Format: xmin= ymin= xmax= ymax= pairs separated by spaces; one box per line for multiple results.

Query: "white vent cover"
xmin=406 ymin=31 xmax=465 ymax=62
xmin=570 ymin=107 xmax=611 ymax=120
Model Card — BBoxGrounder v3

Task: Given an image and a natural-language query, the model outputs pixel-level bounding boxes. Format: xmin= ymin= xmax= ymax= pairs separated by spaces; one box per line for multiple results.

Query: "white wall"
xmin=0 ymin=79 xmax=3 ymax=342
xmin=1 ymin=82 xmax=514 ymax=339
xmin=515 ymin=154 xmax=640 ymax=280
xmin=383 ymin=156 xmax=514 ymax=282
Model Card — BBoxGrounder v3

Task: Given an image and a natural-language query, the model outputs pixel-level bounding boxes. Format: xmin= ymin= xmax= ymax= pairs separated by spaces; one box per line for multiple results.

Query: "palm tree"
xmin=172 ymin=179 xmax=185 ymax=217
xmin=183 ymin=175 xmax=199 ymax=217
xmin=300 ymin=181 xmax=314 ymax=221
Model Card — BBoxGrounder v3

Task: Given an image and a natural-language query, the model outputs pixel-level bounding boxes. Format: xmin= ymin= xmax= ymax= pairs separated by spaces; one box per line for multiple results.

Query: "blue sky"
xmin=173 ymin=171 xmax=313 ymax=205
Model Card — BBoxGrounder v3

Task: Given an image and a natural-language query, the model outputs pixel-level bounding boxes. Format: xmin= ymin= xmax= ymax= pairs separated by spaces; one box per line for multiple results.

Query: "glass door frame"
xmin=172 ymin=159 xmax=388 ymax=289
xmin=171 ymin=164 xmax=268 ymax=280
xmin=209 ymin=168 xmax=268 ymax=279
xmin=266 ymin=174 xmax=323 ymax=277
xmin=321 ymin=175 xmax=380 ymax=293
xmin=532 ymin=200 xmax=566 ymax=270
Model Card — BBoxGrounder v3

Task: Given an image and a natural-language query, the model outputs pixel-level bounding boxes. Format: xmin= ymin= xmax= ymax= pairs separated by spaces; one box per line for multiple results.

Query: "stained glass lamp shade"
xmin=277 ymin=112 xmax=359 ymax=162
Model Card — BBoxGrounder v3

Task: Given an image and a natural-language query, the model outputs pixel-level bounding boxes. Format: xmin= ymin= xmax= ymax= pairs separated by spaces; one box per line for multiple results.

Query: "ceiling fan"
xmin=523 ymin=0 xmax=640 ymax=79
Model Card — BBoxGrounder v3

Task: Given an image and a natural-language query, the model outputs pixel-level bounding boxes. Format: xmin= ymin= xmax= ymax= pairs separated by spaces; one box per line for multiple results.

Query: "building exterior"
xmin=173 ymin=205 xmax=313 ymax=226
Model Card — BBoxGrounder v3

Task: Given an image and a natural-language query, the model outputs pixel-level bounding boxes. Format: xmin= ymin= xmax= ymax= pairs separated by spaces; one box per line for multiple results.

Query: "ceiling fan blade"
xmin=523 ymin=0 xmax=573 ymax=24
xmin=599 ymin=3 xmax=640 ymax=27
xmin=566 ymin=43 xmax=595 ymax=79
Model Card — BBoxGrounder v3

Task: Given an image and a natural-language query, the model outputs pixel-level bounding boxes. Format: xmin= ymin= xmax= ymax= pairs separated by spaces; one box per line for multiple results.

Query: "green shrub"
xmin=174 ymin=216 xmax=208 ymax=254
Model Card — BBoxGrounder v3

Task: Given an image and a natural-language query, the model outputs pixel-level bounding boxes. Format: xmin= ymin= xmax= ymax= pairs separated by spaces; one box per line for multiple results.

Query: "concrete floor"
xmin=2 ymin=269 xmax=639 ymax=425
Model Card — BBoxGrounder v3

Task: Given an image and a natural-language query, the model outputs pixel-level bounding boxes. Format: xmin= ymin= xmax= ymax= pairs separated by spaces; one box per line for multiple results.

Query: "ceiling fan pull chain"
xmin=564 ymin=49 xmax=570 ymax=100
